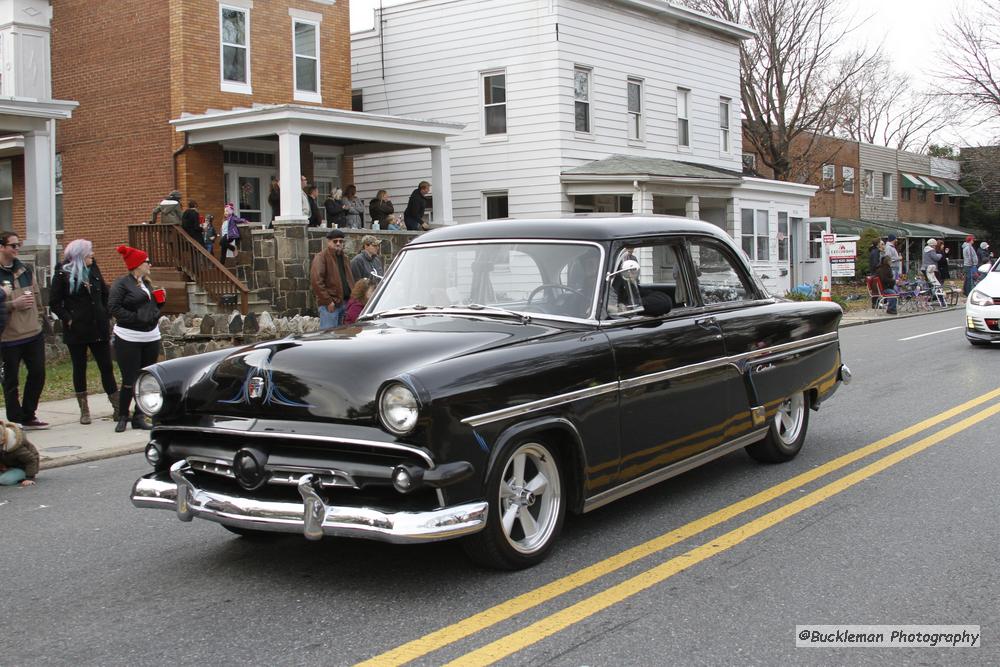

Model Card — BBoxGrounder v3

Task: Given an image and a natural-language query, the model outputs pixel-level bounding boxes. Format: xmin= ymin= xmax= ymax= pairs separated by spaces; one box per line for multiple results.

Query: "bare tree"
xmin=685 ymin=0 xmax=879 ymax=182
xmin=938 ymin=1 xmax=1000 ymax=123
xmin=834 ymin=55 xmax=958 ymax=153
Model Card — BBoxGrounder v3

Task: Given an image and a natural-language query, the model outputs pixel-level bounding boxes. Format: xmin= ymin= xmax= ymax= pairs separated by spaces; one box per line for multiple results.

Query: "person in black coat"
xmin=403 ymin=181 xmax=431 ymax=231
xmin=181 ymin=200 xmax=202 ymax=241
xmin=108 ymin=245 xmax=164 ymax=432
xmin=49 ymin=239 xmax=119 ymax=425
xmin=307 ymin=185 xmax=322 ymax=227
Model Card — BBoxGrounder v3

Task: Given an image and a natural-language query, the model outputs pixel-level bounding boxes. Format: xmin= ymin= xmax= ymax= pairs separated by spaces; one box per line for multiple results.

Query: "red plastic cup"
xmin=152 ymin=288 xmax=166 ymax=304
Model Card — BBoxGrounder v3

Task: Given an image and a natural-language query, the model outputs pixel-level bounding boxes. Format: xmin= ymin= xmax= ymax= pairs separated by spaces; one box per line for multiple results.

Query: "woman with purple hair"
xmin=49 ymin=239 xmax=118 ymax=424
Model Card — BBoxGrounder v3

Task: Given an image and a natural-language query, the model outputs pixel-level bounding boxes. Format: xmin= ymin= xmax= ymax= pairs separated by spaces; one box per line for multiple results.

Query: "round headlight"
xmin=135 ymin=372 xmax=164 ymax=416
xmin=379 ymin=383 xmax=419 ymax=435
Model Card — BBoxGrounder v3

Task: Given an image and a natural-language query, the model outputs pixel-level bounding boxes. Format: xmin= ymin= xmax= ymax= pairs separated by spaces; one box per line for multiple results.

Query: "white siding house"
xmin=351 ymin=0 xmax=816 ymax=294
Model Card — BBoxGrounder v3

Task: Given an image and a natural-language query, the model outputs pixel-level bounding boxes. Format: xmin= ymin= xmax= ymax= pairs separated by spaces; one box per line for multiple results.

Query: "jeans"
xmin=67 ymin=341 xmax=118 ymax=394
xmin=2 ymin=336 xmax=46 ymax=423
xmin=319 ymin=303 xmax=345 ymax=329
xmin=882 ymin=288 xmax=898 ymax=312
xmin=964 ymin=265 xmax=976 ymax=295
xmin=0 ymin=467 xmax=26 ymax=485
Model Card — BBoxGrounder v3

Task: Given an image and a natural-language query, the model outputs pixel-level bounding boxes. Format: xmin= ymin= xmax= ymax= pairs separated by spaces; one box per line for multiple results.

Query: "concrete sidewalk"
xmin=25 ymin=395 xmax=150 ymax=471
xmin=21 ymin=299 xmax=963 ymax=473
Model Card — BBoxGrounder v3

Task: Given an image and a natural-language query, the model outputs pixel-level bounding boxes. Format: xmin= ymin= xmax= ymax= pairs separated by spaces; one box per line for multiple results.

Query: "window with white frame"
xmin=741 ymin=208 xmax=770 ymax=261
xmin=842 ymin=166 xmax=855 ymax=194
xmin=719 ymin=97 xmax=731 ymax=152
xmin=777 ymin=211 xmax=788 ymax=261
xmin=677 ymin=88 xmax=690 ymax=147
xmin=742 ymin=153 xmax=756 ymax=173
xmin=293 ymin=19 xmax=320 ymax=100
xmin=484 ymin=191 xmax=509 ymax=219
xmin=821 ymin=163 xmax=834 ymax=182
xmin=574 ymin=67 xmax=591 ymax=133
xmin=627 ymin=78 xmax=643 ymax=141
xmin=863 ymin=169 xmax=875 ymax=198
xmin=882 ymin=172 xmax=893 ymax=200
xmin=220 ymin=4 xmax=250 ymax=93
xmin=55 ymin=153 xmax=63 ymax=232
xmin=0 ymin=161 xmax=12 ymax=231
xmin=482 ymin=71 xmax=507 ymax=136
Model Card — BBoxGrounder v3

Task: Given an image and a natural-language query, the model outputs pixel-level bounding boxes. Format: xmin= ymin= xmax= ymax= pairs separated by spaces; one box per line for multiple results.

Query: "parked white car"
xmin=966 ymin=259 xmax=1000 ymax=345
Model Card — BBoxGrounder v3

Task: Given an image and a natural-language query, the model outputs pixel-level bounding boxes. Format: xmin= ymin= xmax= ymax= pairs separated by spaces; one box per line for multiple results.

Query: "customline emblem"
xmin=220 ymin=348 xmax=311 ymax=408
xmin=248 ymin=376 xmax=265 ymax=399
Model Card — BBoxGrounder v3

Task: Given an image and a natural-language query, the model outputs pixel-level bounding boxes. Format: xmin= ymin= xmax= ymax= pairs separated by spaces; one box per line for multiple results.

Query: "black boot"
xmin=116 ymin=385 xmax=134 ymax=433
xmin=131 ymin=413 xmax=152 ymax=430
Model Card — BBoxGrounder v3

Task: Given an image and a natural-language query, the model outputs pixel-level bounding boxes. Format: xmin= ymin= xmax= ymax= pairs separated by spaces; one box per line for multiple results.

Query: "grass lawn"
xmin=0 ymin=357 xmax=120 ymax=406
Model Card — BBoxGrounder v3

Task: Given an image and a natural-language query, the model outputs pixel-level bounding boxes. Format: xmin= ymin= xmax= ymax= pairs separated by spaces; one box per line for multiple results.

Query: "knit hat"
xmin=966 ymin=235 xmax=975 ymax=242
xmin=925 ymin=238 xmax=936 ymax=247
xmin=981 ymin=242 xmax=989 ymax=249
xmin=117 ymin=244 xmax=149 ymax=271
xmin=0 ymin=419 xmax=24 ymax=453
xmin=887 ymin=234 xmax=897 ymax=241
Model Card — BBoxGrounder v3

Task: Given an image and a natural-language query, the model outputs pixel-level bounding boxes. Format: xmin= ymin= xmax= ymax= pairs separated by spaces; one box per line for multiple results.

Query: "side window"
xmin=688 ymin=238 xmax=757 ymax=305
xmin=607 ymin=241 xmax=690 ymax=317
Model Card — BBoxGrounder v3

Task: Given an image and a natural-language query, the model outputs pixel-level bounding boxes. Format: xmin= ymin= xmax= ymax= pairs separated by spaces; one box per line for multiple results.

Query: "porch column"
xmin=685 ymin=195 xmax=700 ymax=220
xmin=23 ymin=128 xmax=53 ymax=246
xmin=430 ymin=145 xmax=453 ymax=225
xmin=632 ymin=186 xmax=653 ymax=214
xmin=726 ymin=198 xmax=739 ymax=240
xmin=275 ymin=130 xmax=307 ymax=223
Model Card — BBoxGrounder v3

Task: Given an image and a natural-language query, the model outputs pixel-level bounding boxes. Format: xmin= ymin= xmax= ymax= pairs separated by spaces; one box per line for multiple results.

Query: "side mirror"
xmin=979 ymin=263 xmax=992 ymax=273
xmin=606 ymin=259 xmax=640 ymax=280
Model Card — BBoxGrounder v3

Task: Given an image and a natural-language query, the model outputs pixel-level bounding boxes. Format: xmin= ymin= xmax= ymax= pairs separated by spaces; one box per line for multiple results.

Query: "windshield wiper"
xmin=371 ymin=304 xmax=435 ymax=319
xmin=442 ymin=303 xmax=531 ymax=324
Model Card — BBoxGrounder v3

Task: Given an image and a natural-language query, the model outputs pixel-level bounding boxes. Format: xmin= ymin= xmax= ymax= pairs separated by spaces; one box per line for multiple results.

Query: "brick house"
xmin=743 ymin=130 xmax=975 ymax=273
xmin=4 ymin=0 xmax=459 ymax=281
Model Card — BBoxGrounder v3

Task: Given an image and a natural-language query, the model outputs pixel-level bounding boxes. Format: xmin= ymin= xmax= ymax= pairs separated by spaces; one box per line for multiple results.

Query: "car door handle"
xmin=695 ymin=317 xmax=717 ymax=329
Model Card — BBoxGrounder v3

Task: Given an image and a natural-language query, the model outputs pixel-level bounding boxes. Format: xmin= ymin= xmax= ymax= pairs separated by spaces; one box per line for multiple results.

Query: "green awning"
xmin=895 ymin=221 xmax=978 ymax=239
xmin=919 ymin=176 xmax=943 ymax=192
xmin=936 ymin=178 xmax=970 ymax=197
xmin=830 ymin=218 xmax=908 ymax=238
xmin=900 ymin=173 xmax=925 ymax=189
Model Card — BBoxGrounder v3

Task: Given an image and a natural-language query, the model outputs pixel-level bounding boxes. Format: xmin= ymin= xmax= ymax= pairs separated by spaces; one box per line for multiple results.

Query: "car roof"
xmin=409 ymin=215 xmax=731 ymax=245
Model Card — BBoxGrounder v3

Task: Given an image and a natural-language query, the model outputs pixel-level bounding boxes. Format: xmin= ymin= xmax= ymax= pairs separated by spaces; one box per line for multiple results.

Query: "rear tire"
xmin=746 ymin=391 xmax=810 ymax=463
xmin=462 ymin=439 xmax=565 ymax=570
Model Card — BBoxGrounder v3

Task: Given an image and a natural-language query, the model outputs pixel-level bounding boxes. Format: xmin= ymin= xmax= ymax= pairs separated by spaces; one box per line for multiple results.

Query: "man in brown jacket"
xmin=310 ymin=229 xmax=355 ymax=329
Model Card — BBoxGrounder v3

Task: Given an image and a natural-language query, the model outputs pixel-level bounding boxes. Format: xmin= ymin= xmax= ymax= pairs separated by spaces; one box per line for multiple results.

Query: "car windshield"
xmin=369 ymin=241 xmax=603 ymax=320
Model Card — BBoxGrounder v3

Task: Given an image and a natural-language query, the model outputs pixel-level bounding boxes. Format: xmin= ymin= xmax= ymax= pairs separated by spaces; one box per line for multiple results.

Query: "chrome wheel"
xmin=773 ymin=393 xmax=805 ymax=446
xmin=498 ymin=443 xmax=562 ymax=555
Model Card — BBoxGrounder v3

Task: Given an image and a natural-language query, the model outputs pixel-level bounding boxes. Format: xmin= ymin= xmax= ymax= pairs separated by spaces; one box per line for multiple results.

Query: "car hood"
xmin=181 ymin=315 xmax=566 ymax=421
xmin=974 ymin=272 xmax=1000 ymax=298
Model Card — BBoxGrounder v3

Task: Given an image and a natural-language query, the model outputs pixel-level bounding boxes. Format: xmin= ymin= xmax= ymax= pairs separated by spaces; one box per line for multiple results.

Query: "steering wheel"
xmin=526 ymin=284 xmax=586 ymax=305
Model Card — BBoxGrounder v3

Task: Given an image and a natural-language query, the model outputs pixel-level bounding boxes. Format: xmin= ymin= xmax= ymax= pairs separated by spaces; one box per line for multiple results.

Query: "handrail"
xmin=127 ymin=223 xmax=250 ymax=315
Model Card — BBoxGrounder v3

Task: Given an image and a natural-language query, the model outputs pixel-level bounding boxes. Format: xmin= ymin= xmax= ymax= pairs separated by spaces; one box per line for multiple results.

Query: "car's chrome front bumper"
xmin=131 ymin=461 xmax=488 ymax=543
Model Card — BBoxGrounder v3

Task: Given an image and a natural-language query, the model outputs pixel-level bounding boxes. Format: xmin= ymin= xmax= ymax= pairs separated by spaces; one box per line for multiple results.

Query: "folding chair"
xmin=865 ymin=276 xmax=896 ymax=313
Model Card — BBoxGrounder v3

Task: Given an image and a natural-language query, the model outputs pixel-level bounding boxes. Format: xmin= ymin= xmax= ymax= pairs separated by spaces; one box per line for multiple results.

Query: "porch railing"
xmin=127 ymin=223 xmax=250 ymax=315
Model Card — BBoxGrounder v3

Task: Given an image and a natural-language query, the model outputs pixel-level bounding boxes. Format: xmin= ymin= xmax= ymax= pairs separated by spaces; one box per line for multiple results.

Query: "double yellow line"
xmin=360 ymin=388 xmax=1000 ymax=667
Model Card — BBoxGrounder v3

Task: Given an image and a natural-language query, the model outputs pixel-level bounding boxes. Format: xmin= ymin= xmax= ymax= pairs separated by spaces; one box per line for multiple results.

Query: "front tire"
xmin=746 ymin=391 xmax=810 ymax=463
xmin=463 ymin=440 xmax=565 ymax=570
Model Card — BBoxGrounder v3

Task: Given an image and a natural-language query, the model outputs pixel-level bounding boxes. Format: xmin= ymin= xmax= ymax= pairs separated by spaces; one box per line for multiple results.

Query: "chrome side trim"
xmin=582 ymin=428 xmax=768 ymax=513
xmin=131 ymin=464 xmax=488 ymax=544
xmin=461 ymin=381 xmax=619 ymax=428
xmin=152 ymin=425 xmax=434 ymax=468
xmin=464 ymin=332 xmax=840 ymax=427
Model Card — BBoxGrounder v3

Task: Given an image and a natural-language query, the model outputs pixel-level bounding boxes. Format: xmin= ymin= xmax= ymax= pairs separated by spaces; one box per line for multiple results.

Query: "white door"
xmin=798 ymin=217 xmax=831 ymax=287
xmin=224 ymin=167 xmax=276 ymax=225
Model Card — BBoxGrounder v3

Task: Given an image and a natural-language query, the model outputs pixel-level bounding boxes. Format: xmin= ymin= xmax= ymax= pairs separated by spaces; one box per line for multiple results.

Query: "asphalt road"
xmin=3 ymin=310 xmax=998 ymax=666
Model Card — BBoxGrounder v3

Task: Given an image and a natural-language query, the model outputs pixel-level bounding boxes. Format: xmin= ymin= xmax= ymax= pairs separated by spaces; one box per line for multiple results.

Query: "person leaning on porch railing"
xmin=149 ymin=190 xmax=183 ymax=225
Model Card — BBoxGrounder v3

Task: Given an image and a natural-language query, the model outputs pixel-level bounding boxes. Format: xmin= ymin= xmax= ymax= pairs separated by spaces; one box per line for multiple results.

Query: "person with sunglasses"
xmin=0 ymin=231 xmax=48 ymax=430
xmin=310 ymin=229 xmax=355 ymax=328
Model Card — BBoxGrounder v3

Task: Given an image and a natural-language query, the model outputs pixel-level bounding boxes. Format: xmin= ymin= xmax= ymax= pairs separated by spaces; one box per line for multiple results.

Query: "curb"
xmin=840 ymin=305 xmax=961 ymax=328
xmin=39 ymin=444 xmax=146 ymax=471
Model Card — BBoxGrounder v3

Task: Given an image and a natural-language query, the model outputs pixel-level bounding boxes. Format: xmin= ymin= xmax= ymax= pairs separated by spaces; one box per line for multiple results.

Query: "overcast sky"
xmin=349 ymin=0 xmax=995 ymax=146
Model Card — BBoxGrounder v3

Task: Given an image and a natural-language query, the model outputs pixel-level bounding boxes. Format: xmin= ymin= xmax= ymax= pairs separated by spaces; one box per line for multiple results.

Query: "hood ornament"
xmin=221 ymin=348 xmax=311 ymax=408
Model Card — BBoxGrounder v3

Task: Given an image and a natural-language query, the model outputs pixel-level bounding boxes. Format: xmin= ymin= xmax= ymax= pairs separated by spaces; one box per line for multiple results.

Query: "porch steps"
xmin=185 ymin=282 xmax=272 ymax=316
xmin=149 ymin=268 xmax=190 ymax=315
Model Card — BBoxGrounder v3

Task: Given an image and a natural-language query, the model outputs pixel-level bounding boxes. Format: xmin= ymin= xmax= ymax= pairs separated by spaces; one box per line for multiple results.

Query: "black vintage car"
xmin=131 ymin=217 xmax=850 ymax=569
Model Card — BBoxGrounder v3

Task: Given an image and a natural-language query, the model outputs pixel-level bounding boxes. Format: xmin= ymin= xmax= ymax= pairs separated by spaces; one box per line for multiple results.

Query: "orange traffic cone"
xmin=820 ymin=275 xmax=832 ymax=301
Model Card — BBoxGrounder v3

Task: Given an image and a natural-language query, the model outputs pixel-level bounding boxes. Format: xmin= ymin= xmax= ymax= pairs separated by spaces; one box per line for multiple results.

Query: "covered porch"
xmin=170 ymin=104 xmax=463 ymax=225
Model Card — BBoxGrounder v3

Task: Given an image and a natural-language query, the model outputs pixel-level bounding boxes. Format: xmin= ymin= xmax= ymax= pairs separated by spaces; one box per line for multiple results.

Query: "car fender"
xmin=486 ymin=416 xmax=589 ymax=514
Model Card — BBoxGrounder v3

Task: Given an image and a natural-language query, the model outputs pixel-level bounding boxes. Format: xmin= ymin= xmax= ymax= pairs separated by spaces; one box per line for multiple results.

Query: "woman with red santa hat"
xmin=108 ymin=245 xmax=164 ymax=432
